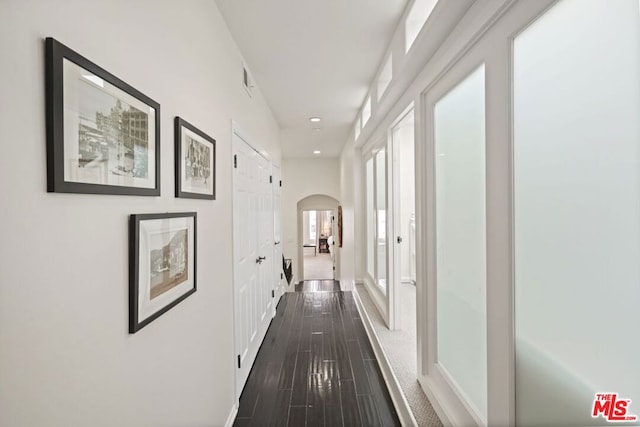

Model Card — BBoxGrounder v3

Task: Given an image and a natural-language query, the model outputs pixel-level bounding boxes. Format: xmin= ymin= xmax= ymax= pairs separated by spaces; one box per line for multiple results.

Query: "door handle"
xmin=274 ymin=241 xmax=280 ymax=245
xmin=397 ymin=236 xmax=403 ymax=243
xmin=256 ymin=256 xmax=266 ymax=264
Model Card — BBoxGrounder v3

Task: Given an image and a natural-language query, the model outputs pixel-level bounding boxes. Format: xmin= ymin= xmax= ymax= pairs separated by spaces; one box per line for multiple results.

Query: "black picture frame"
xmin=45 ymin=37 xmax=161 ymax=196
xmin=129 ymin=212 xmax=197 ymax=333
xmin=174 ymin=117 xmax=216 ymax=199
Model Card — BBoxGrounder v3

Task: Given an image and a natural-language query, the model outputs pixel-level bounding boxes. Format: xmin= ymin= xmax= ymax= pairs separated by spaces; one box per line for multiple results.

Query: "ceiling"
xmin=216 ymin=0 xmax=409 ymax=158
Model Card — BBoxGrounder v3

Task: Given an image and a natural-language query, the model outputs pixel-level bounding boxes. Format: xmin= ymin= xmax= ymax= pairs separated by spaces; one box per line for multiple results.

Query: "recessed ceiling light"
xmin=313 ymin=150 xmax=321 ymax=154
xmin=309 ymin=117 xmax=321 ymax=123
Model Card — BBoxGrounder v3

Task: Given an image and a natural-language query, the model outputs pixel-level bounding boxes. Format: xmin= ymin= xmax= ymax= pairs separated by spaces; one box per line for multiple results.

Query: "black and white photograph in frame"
xmin=129 ymin=212 xmax=196 ymax=333
xmin=45 ymin=37 xmax=160 ymax=195
xmin=175 ymin=117 xmax=215 ymax=199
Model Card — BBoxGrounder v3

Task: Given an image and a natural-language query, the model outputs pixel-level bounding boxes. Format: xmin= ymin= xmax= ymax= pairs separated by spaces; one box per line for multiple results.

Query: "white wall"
xmin=281 ymin=157 xmax=339 ymax=284
xmin=0 ymin=1 xmax=280 ymax=426
xmin=302 ymin=211 xmax=311 ymax=245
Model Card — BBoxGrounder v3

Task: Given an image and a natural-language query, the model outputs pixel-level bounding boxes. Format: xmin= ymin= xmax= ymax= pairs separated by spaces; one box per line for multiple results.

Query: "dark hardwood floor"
xmin=295 ymin=280 xmax=341 ymax=292
xmin=234 ymin=280 xmax=400 ymax=426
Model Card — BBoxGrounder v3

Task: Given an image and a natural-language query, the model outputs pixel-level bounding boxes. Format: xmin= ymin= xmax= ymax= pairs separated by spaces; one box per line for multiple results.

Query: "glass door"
xmin=375 ymin=148 xmax=388 ymax=295
xmin=364 ymin=144 xmax=390 ymax=322
xmin=390 ymin=108 xmax=416 ymax=331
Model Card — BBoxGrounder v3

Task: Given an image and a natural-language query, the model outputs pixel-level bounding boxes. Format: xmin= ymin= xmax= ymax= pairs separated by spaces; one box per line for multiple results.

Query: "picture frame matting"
xmin=174 ymin=116 xmax=216 ymax=200
xmin=45 ymin=37 xmax=161 ymax=196
xmin=129 ymin=212 xmax=197 ymax=333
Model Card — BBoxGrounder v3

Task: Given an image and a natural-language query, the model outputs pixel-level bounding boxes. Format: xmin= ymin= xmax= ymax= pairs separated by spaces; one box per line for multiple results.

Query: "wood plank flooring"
xmin=295 ymin=280 xmax=341 ymax=292
xmin=234 ymin=280 xmax=400 ymax=426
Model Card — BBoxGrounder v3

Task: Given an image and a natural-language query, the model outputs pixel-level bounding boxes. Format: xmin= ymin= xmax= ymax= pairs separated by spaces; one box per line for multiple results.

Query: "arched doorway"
xmin=297 ymin=194 xmax=339 ymax=282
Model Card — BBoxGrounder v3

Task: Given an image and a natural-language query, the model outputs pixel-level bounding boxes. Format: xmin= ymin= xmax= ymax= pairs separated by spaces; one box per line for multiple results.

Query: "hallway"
xmin=234 ymin=281 xmax=401 ymax=426
xmin=303 ymin=253 xmax=334 ymax=281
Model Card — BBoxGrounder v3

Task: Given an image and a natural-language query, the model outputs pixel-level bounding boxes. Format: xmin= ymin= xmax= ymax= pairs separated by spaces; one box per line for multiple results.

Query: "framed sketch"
xmin=175 ymin=117 xmax=216 ymax=199
xmin=45 ymin=37 xmax=160 ymax=195
xmin=129 ymin=212 xmax=197 ymax=333
xmin=338 ymin=205 xmax=343 ymax=248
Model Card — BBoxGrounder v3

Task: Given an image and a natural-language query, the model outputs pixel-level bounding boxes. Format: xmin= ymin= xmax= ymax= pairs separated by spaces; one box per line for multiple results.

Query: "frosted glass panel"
xmin=514 ymin=1 xmax=640 ymax=426
xmin=405 ymin=0 xmax=439 ymax=52
xmin=434 ymin=65 xmax=487 ymax=422
xmin=366 ymin=158 xmax=374 ymax=279
xmin=362 ymin=96 xmax=372 ymax=127
xmin=375 ymin=149 xmax=387 ymax=294
xmin=378 ymin=54 xmax=392 ymax=100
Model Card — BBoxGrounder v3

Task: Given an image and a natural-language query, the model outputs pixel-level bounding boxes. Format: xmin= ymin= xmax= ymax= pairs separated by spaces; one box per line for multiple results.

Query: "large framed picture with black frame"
xmin=45 ymin=37 xmax=160 ymax=195
xmin=174 ymin=117 xmax=216 ymax=199
xmin=129 ymin=212 xmax=197 ymax=333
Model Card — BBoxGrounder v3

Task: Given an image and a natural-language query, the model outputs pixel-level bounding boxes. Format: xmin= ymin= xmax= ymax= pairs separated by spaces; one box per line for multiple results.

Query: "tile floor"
xmin=233 ymin=281 xmax=400 ymax=426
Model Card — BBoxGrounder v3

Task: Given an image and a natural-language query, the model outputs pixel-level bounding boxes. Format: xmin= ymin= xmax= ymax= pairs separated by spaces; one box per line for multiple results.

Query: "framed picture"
xmin=45 ymin=37 xmax=160 ymax=195
xmin=174 ymin=117 xmax=216 ymax=199
xmin=129 ymin=212 xmax=197 ymax=333
xmin=338 ymin=206 xmax=343 ymax=248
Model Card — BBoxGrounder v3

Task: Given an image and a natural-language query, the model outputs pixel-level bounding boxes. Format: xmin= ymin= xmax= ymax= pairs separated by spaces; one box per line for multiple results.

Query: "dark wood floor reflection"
xmin=234 ymin=281 xmax=400 ymax=426
xmin=295 ymin=279 xmax=341 ymax=292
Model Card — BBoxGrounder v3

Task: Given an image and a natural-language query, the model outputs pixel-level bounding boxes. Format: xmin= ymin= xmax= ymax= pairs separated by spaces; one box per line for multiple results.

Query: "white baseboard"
xmin=352 ymin=287 xmax=419 ymax=427
xmin=359 ymin=279 xmax=389 ymax=328
xmin=224 ymin=404 xmax=238 ymax=427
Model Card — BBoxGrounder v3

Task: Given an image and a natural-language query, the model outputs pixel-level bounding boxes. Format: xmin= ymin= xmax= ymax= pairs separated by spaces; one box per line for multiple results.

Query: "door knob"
xmin=256 ymin=256 xmax=266 ymax=264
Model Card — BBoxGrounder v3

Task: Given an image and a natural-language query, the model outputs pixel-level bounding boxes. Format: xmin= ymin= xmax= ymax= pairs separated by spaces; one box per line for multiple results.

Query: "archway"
xmin=297 ymin=194 xmax=340 ymax=283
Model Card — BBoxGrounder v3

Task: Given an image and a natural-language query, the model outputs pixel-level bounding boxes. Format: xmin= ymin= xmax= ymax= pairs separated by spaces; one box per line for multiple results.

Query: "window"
xmin=377 ymin=54 xmax=392 ymax=100
xmin=375 ymin=149 xmax=387 ymax=293
xmin=354 ymin=116 xmax=361 ymax=141
xmin=309 ymin=210 xmax=316 ymax=242
xmin=366 ymin=158 xmax=374 ymax=279
xmin=514 ymin=1 xmax=640 ymax=425
xmin=364 ymin=149 xmax=388 ymax=294
xmin=405 ymin=0 xmax=438 ymax=53
xmin=361 ymin=95 xmax=372 ymax=127
xmin=434 ymin=64 xmax=487 ymax=421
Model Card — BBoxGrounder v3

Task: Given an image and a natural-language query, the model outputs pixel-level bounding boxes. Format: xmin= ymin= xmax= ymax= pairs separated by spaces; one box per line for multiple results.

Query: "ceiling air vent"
xmin=242 ymin=62 xmax=253 ymax=97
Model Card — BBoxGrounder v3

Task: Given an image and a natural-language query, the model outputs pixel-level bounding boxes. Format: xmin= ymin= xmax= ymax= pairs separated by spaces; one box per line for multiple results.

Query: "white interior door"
xmin=232 ymin=131 xmax=274 ymax=398
xmin=272 ymin=165 xmax=284 ymax=304
xmin=257 ymin=153 xmax=273 ymax=320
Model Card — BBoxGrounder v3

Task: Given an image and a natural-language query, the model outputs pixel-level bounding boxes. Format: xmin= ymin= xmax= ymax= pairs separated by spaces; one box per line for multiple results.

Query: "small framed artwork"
xmin=45 ymin=37 xmax=160 ymax=195
xmin=338 ymin=206 xmax=343 ymax=248
xmin=175 ymin=117 xmax=216 ymax=199
xmin=129 ymin=212 xmax=197 ymax=333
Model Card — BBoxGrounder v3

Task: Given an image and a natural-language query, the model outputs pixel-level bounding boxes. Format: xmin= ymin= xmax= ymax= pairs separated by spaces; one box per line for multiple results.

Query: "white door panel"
xmin=233 ymin=132 xmax=274 ymax=395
